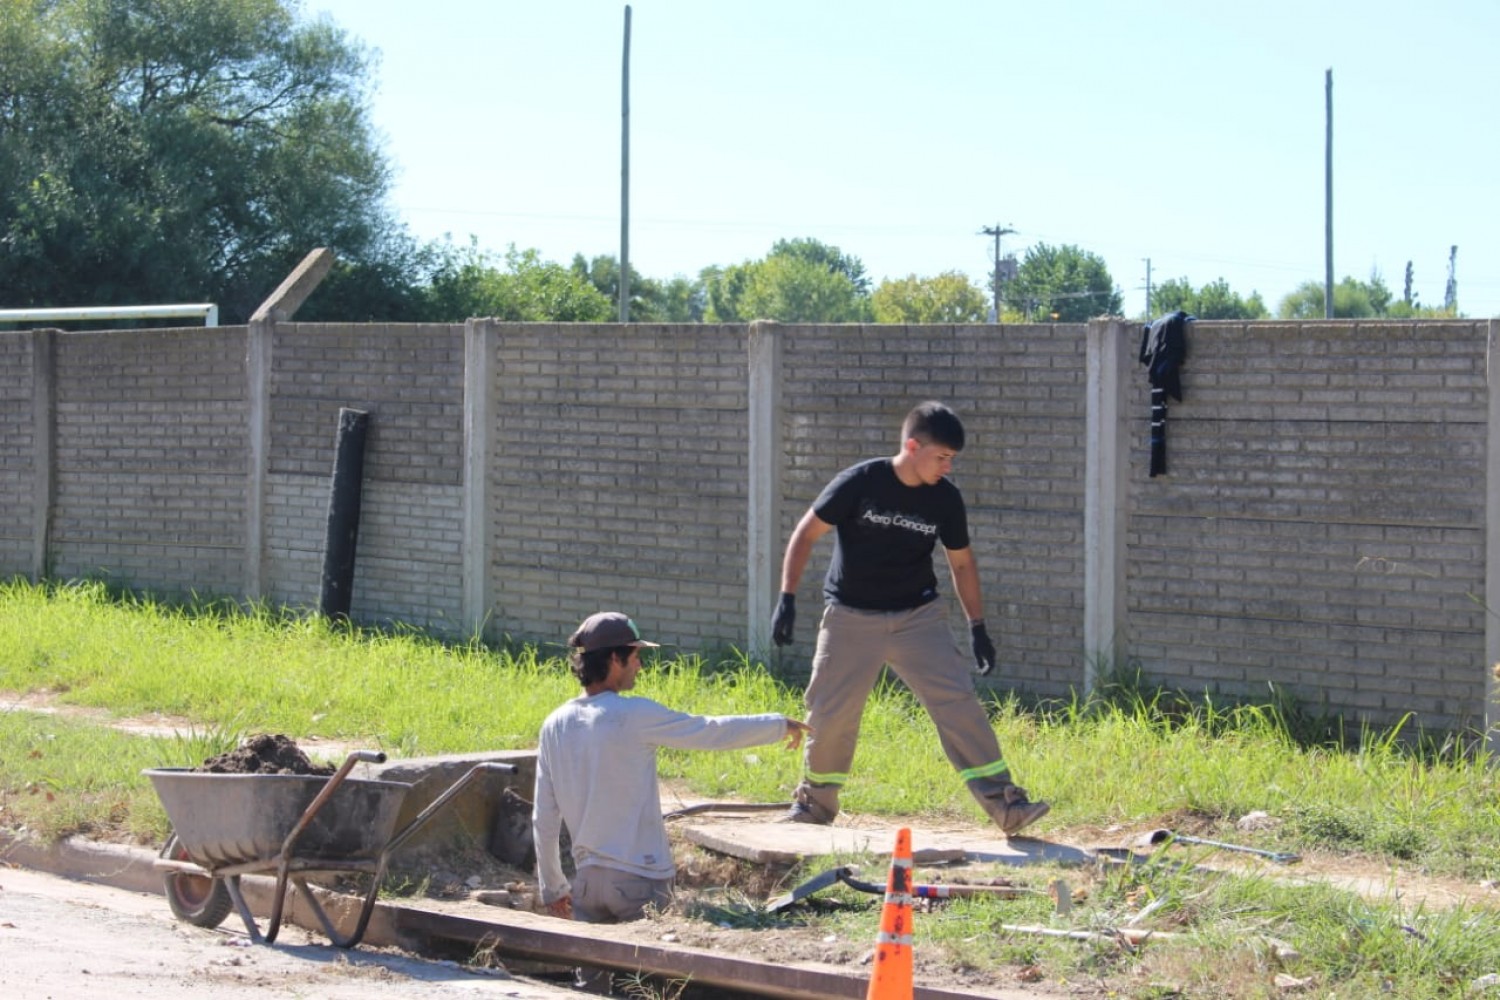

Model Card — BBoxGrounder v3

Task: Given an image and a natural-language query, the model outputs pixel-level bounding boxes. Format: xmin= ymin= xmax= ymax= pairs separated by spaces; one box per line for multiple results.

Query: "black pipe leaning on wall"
xmin=319 ymin=407 xmax=370 ymax=621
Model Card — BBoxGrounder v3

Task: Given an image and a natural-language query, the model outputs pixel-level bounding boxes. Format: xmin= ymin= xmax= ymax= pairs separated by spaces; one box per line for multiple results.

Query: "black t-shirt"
xmin=813 ymin=458 xmax=971 ymax=611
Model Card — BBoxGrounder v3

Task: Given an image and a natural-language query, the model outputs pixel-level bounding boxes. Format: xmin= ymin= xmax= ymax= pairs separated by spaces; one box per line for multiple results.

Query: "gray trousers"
xmin=571 ymin=865 xmax=673 ymax=994
xmin=792 ymin=601 xmax=1017 ymax=824
xmin=572 ymin=864 xmax=673 ymax=923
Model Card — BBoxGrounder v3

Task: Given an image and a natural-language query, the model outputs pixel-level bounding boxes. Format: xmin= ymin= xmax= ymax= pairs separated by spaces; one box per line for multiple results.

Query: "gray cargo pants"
xmin=791 ymin=601 xmax=1018 ymax=824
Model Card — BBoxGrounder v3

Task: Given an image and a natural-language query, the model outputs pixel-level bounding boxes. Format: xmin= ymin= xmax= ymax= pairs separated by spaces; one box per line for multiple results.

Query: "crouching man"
xmin=533 ymin=611 xmax=809 ymax=935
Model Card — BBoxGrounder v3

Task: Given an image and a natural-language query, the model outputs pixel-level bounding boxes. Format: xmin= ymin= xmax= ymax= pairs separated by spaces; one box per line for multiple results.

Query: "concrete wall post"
xmin=462 ymin=318 xmax=496 ymax=638
xmin=29 ymin=329 xmax=55 ymax=582
xmin=1083 ymin=318 xmax=1134 ymax=694
xmin=746 ymin=320 xmax=783 ymax=660
xmin=1486 ymin=318 xmax=1500 ymax=755
xmin=245 ymin=319 xmax=271 ymax=599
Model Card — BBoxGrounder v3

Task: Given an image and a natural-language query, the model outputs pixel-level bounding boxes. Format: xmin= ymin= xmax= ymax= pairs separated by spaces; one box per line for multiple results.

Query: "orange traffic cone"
xmin=865 ymin=827 xmax=914 ymax=1000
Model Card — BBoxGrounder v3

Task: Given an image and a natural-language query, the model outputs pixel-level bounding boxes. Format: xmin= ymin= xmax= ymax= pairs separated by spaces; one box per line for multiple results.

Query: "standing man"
xmin=771 ymin=401 xmax=1049 ymax=836
xmin=533 ymin=611 xmax=810 ymax=928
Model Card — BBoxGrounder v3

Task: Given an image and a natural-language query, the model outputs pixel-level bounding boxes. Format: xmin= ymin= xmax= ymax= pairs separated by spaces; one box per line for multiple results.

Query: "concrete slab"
xmin=676 ymin=818 xmax=1097 ymax=867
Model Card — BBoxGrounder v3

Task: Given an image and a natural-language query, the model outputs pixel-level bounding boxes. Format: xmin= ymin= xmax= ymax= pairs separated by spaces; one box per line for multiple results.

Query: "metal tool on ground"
xmin=1135 ymin=828 xmax=1300 ymax=864
xmin=767 ymin=864 xmax=1036 ymax=912
xmin=662 ymin=801 xmax=789 ymax=820
xmin=766 ymin=864 xmax=857 ymax=913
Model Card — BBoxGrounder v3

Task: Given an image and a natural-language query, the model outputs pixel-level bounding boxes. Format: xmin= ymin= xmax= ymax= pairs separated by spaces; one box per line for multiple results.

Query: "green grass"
xmin=4 ymin=576 xmax=1500 ymax=998
xmin=4 ymin=577 xmax=1500 ymax=875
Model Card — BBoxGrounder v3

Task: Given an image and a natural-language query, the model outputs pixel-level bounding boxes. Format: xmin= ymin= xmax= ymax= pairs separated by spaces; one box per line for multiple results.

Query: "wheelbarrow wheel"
xmin=162 ymin=833 xmax=233 ymax=929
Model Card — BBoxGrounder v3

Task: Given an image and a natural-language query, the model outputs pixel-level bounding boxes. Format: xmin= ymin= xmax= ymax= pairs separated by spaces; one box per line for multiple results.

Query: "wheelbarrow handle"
xmin=277 ymin=750 xmax=388 ymax=860
xmin=382 ymin=762 xmax=520 ymax=858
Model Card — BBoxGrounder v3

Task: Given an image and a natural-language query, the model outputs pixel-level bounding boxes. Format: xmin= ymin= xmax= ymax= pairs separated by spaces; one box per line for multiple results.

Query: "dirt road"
xmin=0 ymin=866 xmax=576 ymax=1000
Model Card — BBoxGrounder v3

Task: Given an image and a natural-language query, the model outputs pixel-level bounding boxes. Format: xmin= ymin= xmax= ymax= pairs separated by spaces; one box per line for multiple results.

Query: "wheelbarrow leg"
xmin=221 ymin=875 xmax=263 ymax=943
xmin=290 ymin=856 xmax=391 ymax=949
xmin=262 ymin=860 xmax=295 ymax=944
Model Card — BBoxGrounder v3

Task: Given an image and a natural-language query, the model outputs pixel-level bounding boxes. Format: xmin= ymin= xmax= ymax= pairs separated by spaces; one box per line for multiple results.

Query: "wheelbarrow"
xmin=146 ymin=750 xmax=517 ymax=948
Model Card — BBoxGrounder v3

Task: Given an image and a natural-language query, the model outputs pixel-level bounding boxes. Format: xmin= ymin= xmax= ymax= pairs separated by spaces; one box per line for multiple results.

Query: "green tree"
xmin=0 ymin=0 xmax=414 ymax=322
xmin=1152 ymin=277 xmax=1268 ymax=320
xmin=702 ymin=241 xmax=870 ymax=323
xmin=1277 ymin=273 xmax=1395 ymax=319
xmin=570 ymin=254 xmax=705 ymax=322
xmin=736 ymin=254 xmax=867 ymax=322
xmin=1003 ymin=243 xmax=1122 ymax=321
xmin=769 ymin=237 xmax=871 ymax=295
xmin=871 ymin=272 xmax=988 ymax=323
xmin=425 ymin=242 xmax=612 ymax=322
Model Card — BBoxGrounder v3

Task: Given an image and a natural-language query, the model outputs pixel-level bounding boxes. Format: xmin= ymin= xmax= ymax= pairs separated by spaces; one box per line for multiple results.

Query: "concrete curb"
xmin=1 ymin=833 xmax=161 ymax=895
xmin=0 ymin=832 xmax=1023 ymax=999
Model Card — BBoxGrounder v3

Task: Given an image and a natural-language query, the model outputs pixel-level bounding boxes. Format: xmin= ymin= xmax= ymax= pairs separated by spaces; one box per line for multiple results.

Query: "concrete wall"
xmin=0 ymin=333 xmax=37 ymax=576
xmin=772 ymin=322 xmax=1088 ymax=697
xmin=1122 ymin=320 xmax=1490 ymax=733
xmin=47 ymin=328 xmax=247 ymax=597
xmin=263 ymin=323 xmax=467 ymax=631
xmin=1 ymin=317 xmax=1494 ymax=739
xmin=475 ymin=321 xmax=751 ymax=652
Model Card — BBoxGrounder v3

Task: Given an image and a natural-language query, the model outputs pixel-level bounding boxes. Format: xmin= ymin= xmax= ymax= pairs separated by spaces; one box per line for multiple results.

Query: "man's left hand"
xmin=970 ymin=621 xmax=996 ymax=676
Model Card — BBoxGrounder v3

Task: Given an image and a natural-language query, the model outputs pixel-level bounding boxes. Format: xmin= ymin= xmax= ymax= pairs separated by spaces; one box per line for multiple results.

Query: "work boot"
xmin=988 ymin=784 xmax=1050 ymax=836
xmin=778 ymin=799 xmax=833 ymax=825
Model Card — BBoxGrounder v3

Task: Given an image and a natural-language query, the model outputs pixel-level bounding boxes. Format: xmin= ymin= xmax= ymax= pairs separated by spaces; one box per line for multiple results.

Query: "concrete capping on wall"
xmin=29 ymin=329 xmax=56 ymax=582
xmin=1082 ymin=319 xmax=1133 ymax=693
xmin=1487 ymin=318 xmax=1500 ymax=754
xmin=462 ymin=318 xmax=496 ymax=636
xmin=246 ymin=320 xmax=271 ymax=599
xmin=745 ymin=320 xmax=783 ymax=660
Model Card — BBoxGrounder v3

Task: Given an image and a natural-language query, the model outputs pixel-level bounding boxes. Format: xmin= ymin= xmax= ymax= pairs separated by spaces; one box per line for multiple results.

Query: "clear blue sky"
xmin=309 ymin=0 xmax=1499 ymax=318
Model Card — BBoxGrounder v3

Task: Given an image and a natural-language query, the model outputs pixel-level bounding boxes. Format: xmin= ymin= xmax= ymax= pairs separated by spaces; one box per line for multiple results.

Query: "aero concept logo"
xmin=858 ymin=506 xmax=938 ymax=537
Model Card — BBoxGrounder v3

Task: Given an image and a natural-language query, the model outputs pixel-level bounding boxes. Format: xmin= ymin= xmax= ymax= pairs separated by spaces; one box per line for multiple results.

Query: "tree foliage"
xmin=0 ymin=0 xmax=412 ymax=322
xmin=426 ymin=242 xmax=612 ymax=322
xmin=1277 ymin=274 xmax=1395 ymax=319
xmin=872 ymin=271 xmax=988 ymax=324
xmin=769 ymin=237 xmax=871 ymax=295
xmin=1152 ymin=277 xmax=1268 ymax=320
xmin=702 ymin=239 xmax=870 ymax=322
xmin=1003 ymin=243 xmax=1122 ymax=321
xmin=570 ymin=254 xmax=705 ymax=322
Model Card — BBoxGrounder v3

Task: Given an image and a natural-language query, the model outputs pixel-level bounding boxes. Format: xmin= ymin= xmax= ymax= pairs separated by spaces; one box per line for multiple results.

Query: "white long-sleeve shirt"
xmin=532 ymin=691 xmax=787 ymax=905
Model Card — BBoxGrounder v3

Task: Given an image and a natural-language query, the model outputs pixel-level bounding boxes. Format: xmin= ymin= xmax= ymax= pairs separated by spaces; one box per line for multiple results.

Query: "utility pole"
xmin=1444 ymin=245 xmax=1458 ymax=313
xmin=980 ymin=223 xmax=1015 ymax=321
xmin=1141 ymin=258 xmax=1153 ymax=319
xmin=619 ymin=5 xmax=632 ymax=322
xmin=1324 ymin=68 xmax=1334 ymax=319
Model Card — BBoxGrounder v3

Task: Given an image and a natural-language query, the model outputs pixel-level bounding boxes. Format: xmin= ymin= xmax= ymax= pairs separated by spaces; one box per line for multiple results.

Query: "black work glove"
xmin=771 ymin=592 xmax=796 ymax=646
xmin=970 ymin=621 xmax=996 ymax=676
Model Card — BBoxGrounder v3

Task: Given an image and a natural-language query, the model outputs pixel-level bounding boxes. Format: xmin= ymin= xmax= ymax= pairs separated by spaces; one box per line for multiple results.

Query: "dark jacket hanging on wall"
xmin=1138 ymin=310 xmax=1191 ymax=477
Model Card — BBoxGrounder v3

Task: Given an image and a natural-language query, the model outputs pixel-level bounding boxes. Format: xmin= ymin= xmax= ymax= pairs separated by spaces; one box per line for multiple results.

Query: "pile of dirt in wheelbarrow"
xmin=193 ymin=733 xmax=335 ymax=776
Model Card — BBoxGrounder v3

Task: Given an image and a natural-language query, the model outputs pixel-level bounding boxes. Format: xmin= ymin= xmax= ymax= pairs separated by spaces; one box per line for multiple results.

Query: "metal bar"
xmin=0 ymin=304 xmax=218 ymax=326
xmin=381 ymin=762 xmax=516 ymax=858
xmin=278 ymin=750 xmax=387 ymax=862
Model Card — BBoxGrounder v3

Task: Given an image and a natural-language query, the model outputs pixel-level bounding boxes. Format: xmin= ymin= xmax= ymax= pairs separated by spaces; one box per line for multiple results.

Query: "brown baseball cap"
xmin=568 ymin=612 xmax=661 ymax=654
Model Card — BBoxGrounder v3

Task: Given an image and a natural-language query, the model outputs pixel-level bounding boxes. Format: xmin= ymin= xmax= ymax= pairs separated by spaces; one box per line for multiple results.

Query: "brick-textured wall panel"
xmin=46 ymin=328 xmax=247 ymax=597
xmin=270 ymin=324 xmax=465 ymax=483
xmin=1124 ymin=320 xmax=1489 ymax=732
xmin=347 ymin=481 xmax=464 ymax=632
xmin=264 ymin=323 xmax=467 ymax=631
xmin=262 ymin=473 xmax=326 ymax=609
xmin=0 ymin=333 xmax=36 ymax=574
xmin=485 ymin=324 xmax=750 ymax=650
xmin=777 ymin=323 xmax=1089 ymax=699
